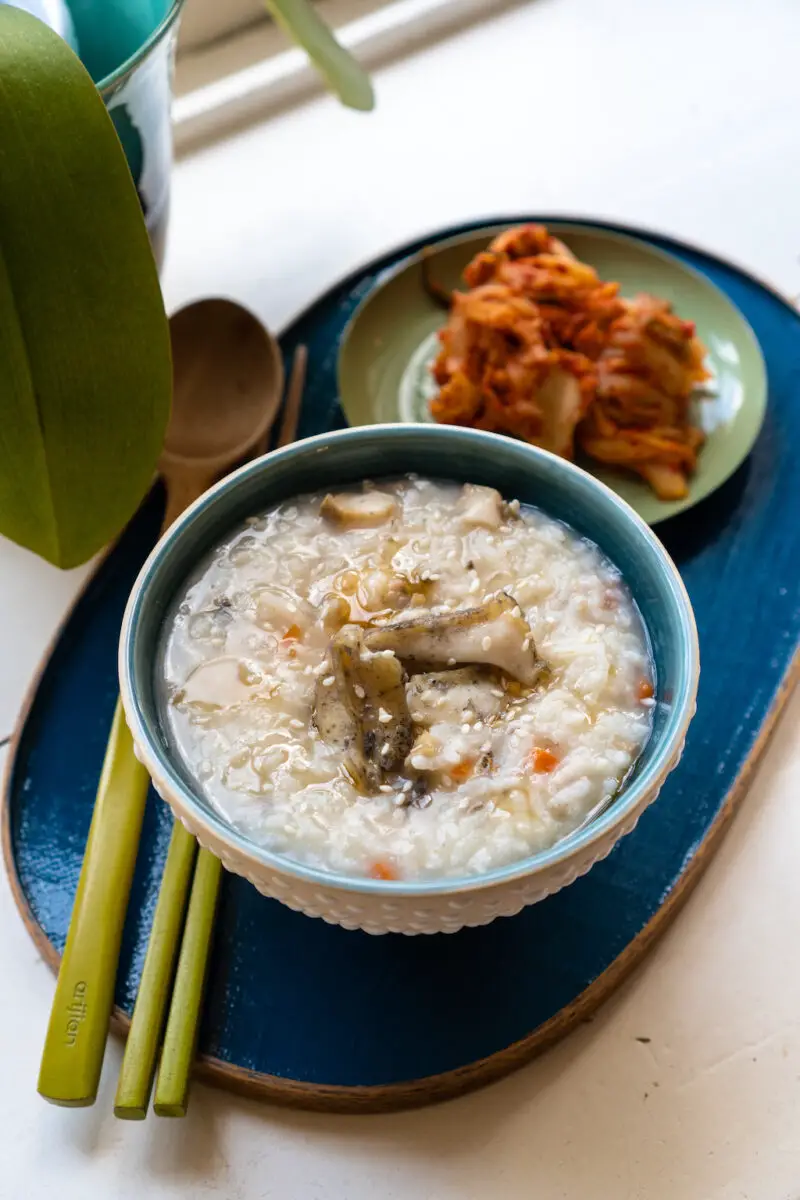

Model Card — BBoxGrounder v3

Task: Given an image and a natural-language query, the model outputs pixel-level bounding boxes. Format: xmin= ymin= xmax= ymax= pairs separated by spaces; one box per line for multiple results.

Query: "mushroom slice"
xmin=457 ymin=484 xmax=505 ymax=530
xmin=364 ymin=592 xmax=543 ymax=685
xmin=406 ymin=667 xmax=509 ymax=727
xmin=313 ymin=625 xmax=413 ymax=792
xmin=320 ymin=491 xmax=396 ymax=527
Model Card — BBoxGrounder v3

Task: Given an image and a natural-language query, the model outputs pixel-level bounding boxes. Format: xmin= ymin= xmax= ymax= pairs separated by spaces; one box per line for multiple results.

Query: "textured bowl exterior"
xmin=133 ymin=734 xmax=688 ymax=934
xmin=120 ymin=425 xmax=699 ymax=936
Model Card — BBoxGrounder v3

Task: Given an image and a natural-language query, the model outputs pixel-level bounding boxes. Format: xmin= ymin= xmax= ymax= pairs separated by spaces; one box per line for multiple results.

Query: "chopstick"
xmin=277 ymin=343 xmax=308 ymax=447
xmin=113 ymin=824 xmax=196 ymax=1117
xmin=117 ymin=344 xmax=308 ymax=1120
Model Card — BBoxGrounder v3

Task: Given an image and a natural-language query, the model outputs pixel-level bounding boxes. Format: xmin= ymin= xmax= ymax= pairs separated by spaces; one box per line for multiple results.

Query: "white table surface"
xmin=3 ymin=0 xmax=800 ymax=1195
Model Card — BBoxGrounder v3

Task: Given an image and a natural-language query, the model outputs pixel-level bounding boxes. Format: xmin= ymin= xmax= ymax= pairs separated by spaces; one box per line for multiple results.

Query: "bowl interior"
xmin=123 ymin=425 xmax=697 ymax=892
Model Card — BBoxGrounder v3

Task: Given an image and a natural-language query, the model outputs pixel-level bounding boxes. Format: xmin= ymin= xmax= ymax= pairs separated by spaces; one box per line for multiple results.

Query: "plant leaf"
xmin=263 ymin=0 xmax=375 ymax=111
xmin=0 ymin=7 xmax=171 ymax=569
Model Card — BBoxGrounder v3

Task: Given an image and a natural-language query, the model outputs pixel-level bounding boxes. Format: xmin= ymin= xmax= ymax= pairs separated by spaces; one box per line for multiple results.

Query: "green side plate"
xmin=337 ymin=222 xmax=768 ymax=525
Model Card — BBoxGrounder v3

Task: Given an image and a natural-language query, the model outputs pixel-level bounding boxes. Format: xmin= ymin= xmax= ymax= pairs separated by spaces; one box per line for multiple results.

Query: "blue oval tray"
xmin=5 ymin=219 xmax=800 ymax=1112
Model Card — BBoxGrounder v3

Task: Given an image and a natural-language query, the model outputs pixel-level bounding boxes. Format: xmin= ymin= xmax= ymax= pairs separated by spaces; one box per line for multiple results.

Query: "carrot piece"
xmin=638 ymin=678 xmax=654 ymax=701
xmin=450 ymin=760 xmax=475 ymax=783
xmin=283 ymin=624 xmax=302 ymax=642
xmin=530 ymin=747 xmax=559 ymax=773
xmin=369 ymin=861 xmax=398 ymax=881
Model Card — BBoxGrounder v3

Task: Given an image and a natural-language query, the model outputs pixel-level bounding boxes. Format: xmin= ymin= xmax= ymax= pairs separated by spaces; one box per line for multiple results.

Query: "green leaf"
xmin=0 ymin=7 xmax=171 ymax=569
xmin=264 ymin=0 xmax=375 ymax=112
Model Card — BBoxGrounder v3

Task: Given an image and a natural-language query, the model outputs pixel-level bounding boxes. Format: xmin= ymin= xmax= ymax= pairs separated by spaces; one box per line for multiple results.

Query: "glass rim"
xmin=96 ymin=0 xmax=186 ymax=95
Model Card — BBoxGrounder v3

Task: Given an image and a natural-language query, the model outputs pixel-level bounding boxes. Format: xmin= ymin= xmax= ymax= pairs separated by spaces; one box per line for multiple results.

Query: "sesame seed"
xmin=447 ymin=657 xmax=456 ymax=666
xmin=512 ymin=606 xmax=522 ymax=619
xmin=378 ymin=784 xmax=394 ymax=794
xmin=286 ymin=602 xmax=297 ymax=613
xmin=474 ymin=721 xmax=484 ymax=731
xmin=354 ymin=684 xmax=366 ymax=699
xmin=402 ymin=780 xmax=413 ymax=793
xmin=481 ymin=636 xmax=492 ymax=651
xmin=469 ymin=578 xmax=480 ymax=594
xmin=303 ymin=665 xmax=314 ymax=676
xmin=378 ymin=708 xmax=392 ymax=723
xmin=381 ymin=741 xmax=391 ymax=756
xmin=522 ymin=637 xmax=531 ymax=651
xmin=491 ymin=688 xmax=504 ymax=698
xmin=322 ymin=675 xmax=335 ymax=688
xmin=461 ymin=723 xmax=471 ymax=734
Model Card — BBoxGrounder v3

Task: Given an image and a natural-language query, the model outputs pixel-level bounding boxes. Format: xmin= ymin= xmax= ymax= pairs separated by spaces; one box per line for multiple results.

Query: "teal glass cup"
xmin=76 ymin=0 xmax=185 ymax=268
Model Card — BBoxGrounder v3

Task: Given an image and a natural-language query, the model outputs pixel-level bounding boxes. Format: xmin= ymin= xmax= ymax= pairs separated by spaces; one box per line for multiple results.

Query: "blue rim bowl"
xmin=119 ymin=425 xmax=699 ymax=931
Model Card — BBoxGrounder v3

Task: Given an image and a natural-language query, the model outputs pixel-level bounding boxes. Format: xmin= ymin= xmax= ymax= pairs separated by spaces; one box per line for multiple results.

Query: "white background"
xmin=3 ymin=0 xmax=800 ymax=1195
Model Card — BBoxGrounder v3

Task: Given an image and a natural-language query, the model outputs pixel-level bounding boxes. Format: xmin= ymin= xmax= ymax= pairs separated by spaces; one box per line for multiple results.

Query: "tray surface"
xmin=5 ymin=218 xmax=800 ymax=1112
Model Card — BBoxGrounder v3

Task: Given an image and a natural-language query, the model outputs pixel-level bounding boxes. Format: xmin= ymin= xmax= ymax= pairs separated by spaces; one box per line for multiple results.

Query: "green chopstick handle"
xmin=153 ymin=849 xmax=222 ymax=1117
xmin=113 ymin=822 xmax=198 ymax=1119
xmin=37 ymin=700 xmax=150 ymax=1106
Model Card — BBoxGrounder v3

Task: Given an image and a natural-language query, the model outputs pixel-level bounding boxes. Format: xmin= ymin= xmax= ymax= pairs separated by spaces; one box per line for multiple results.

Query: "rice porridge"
xmin=162 ymin=477 xmax=653 ymax=881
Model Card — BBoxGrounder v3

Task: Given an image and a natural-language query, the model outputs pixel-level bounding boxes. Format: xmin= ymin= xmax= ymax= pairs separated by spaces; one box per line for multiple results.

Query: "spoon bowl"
xmin=160 ymin=298 xmax=284 ymax=527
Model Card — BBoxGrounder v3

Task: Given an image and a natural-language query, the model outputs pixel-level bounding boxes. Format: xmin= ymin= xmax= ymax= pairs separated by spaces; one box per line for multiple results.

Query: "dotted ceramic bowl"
xmin=119 ymin=425 xmax=699 ymax=935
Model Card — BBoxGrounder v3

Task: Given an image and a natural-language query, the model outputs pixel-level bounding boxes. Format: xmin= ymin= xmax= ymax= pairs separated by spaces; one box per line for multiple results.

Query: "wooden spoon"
xmin=38 ymin=299 xmax=284 ymax=1110
xmin=160 ymin=298 xmax=284 ymax=529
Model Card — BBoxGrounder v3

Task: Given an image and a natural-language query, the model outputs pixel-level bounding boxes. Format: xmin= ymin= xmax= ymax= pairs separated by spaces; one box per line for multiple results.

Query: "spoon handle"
xmin=37 ymin=702 xmax=150 ymax=1106
xmin=161 ymin=470 xmax=209 ymax=532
